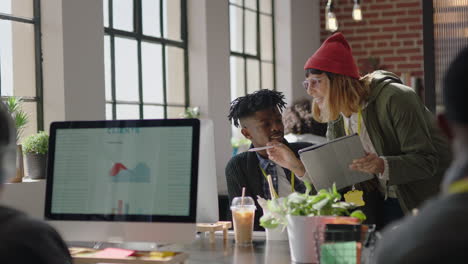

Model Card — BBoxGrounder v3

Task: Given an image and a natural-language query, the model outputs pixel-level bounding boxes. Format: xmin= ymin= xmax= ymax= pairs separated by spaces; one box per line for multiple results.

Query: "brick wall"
xmin=319 ymin=0 xmax=424 ymax=79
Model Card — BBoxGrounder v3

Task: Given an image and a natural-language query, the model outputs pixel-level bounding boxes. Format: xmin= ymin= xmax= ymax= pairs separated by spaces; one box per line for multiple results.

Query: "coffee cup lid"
xmin=230 ymin=196 xmax=256 ymax=210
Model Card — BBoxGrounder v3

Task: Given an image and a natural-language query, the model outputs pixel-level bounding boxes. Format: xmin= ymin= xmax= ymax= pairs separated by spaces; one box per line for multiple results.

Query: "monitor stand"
xmin=113 ymin=241 xmax=161 ymax=251
xmin=50 ymin=220 xmax=196 ymax=245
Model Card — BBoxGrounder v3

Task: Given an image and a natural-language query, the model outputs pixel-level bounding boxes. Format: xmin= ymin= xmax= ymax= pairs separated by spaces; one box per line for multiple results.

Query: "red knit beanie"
xmin=304 ymin=32 xmax=360 ymax=79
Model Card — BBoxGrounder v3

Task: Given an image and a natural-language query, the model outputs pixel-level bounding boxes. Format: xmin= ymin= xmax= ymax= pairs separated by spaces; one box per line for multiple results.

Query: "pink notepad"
xmin=94 ymin=248 xmax=135 ymax=259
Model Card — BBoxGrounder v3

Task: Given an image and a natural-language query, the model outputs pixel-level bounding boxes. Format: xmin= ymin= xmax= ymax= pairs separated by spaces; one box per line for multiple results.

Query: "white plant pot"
xmin=265 ymin=226 xmax=288 ymax=241
xmin=287 ymin=215 xmax=323 ymax=263
xmin=287 ymin=215 xmax=361 ymax=263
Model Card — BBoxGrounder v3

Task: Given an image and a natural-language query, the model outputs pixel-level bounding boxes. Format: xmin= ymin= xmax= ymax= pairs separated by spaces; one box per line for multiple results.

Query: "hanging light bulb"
xmin=325 ymin=0 xmax=338 ymax=32
xmin=352 ymin=0 xmax=363 ymax=21
xmin=327 ymin=12 xmax=338 ymax=32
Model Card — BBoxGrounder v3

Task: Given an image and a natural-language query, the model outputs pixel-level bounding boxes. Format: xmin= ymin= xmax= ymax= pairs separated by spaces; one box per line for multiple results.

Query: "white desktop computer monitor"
xmin=196 ymin=119 xmax=219 ymax=223
xmin=44 ymin=119 xmax=200 ymax=244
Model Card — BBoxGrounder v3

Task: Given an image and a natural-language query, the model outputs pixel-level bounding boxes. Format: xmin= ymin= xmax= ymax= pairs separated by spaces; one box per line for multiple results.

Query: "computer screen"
xmin=44 ymin=119 xmax=200 ymax=243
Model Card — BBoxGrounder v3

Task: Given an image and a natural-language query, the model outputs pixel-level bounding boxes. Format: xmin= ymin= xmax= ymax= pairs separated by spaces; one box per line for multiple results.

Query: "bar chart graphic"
xmin=109 ymin=162 xmax=151 ymax=183
xmin=112 ymin=200 xmax=131 ymax=215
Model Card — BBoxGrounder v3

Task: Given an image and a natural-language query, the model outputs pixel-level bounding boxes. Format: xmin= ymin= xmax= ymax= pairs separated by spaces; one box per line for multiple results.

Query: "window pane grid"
xmin=0 ymin=0 xmax=43 ymax=134
xmin=104 ymin=0 xmax=188 ymax=120
xmin=229 ymin=0 xmax=275 ymax=97
xmin=229 ymin=2 xmax=271 ymax=15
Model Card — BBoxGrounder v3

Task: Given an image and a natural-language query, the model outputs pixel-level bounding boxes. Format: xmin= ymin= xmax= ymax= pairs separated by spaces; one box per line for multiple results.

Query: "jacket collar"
xmin=367 ymin=70 xmax=402 ymax=104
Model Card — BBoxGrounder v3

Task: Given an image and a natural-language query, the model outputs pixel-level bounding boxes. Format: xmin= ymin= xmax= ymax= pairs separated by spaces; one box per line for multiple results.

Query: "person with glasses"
xmin=302 ymin=32 xmax=451 ymax=229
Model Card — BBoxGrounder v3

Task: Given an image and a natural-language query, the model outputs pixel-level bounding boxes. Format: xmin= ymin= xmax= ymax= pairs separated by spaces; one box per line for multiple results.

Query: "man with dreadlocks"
xmin=226 ymin=89 xmax=313 ymax=230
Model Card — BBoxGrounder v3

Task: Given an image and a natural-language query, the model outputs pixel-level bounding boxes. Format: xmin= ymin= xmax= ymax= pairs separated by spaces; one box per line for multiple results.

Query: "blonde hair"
xmin=312 ymin=73 xmax=371 ymax=123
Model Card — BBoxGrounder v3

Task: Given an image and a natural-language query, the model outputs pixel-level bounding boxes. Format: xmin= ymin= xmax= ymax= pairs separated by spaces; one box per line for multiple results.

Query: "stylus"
xmin=247 ymin=145 xmax=275 ymax=152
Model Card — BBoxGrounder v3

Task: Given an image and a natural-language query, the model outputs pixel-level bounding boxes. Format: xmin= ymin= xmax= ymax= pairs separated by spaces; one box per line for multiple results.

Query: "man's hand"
xmin=266 ymin=142 xmax=306 ymax=177
xmin=349 ymin=153 xmax=384 ymax=174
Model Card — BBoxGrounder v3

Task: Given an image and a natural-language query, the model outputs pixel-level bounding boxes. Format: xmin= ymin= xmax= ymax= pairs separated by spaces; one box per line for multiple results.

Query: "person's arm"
xmin=349 ymin=153 xmax=385 ymax=174
xmin=383 ymin=88 xmax=438 ymax=185
xmin=350 ymin=87 xmax=439 ymax=184
xmin=265 ymin=142 xmax=306 ymax=177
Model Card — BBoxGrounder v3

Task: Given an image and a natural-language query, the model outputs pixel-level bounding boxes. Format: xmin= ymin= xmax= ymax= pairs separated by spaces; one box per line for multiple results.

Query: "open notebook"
xmin=298 ymin=134 xmax=373 ymax=190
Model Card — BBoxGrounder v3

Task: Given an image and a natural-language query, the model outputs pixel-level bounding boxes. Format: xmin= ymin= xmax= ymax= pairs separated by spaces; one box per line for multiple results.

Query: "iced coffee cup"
xmin=231 ymin=196 xmax=256 ymax=245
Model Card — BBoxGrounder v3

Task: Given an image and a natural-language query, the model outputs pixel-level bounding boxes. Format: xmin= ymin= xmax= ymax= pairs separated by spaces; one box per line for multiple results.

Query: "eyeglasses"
xmin=303 ymin=77 xmax=325 ymax=90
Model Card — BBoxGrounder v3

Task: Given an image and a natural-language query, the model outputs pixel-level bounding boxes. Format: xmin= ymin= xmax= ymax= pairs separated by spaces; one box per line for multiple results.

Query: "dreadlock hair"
xmin=228 ymin=89 xmax=287 ymax=128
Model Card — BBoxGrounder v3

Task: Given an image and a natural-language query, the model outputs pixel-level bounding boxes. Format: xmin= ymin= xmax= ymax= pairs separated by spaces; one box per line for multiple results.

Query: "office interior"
xmin=1 ymin=0 xmax=467 ymax=254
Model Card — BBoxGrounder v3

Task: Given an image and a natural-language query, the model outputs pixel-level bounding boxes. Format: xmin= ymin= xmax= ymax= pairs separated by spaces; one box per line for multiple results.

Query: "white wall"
xmin=276 ymin=0 xmax=321 ymax=105
xmin=188 ymin=0 xmax=232 ymax=195
xmin=42 ymin=0 xmax=105 ymax=129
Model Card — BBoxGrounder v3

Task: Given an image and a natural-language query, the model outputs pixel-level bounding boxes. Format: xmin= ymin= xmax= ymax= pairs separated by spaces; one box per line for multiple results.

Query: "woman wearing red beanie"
xmin=303 ymin=32 xmax=451 ymax=229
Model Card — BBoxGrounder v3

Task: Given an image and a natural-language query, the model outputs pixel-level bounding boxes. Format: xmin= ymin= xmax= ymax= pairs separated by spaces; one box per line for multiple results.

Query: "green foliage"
xmin=350 ymin=210 xmax=367 ymax=222
xmin=259 ymin=182 xmax=366 ymax=229
xmin=22 ymin=131 xmax=49 ymax=154
xmin=231 ymin=137 xmax=251 ymax=148
xmin=180 ymin=107 xmax=200 ymax=118
xmin=3 ymin=96 xmax=29 ymax=142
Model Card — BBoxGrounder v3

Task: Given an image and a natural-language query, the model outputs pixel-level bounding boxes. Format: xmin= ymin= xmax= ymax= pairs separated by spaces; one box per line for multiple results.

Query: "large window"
xmin=432 ymin=0 xmax=468 ymax=113
xmin=229 ymin=0 xmax=275 ymax=101
xmin=103 ymin=0 xmax=188 ymax=120
xmin=229 ymin=0 xmax=275 ymax=140
xmin=0 ymin=0 xmax=43 ymax=136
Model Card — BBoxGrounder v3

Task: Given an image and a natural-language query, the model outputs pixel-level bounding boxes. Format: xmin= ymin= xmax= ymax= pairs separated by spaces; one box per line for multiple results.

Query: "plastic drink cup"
xmin=231 ymin=196 xmax=256 ymax=245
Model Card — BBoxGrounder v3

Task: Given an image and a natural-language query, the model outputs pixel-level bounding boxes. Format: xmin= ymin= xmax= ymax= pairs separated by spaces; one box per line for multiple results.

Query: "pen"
xmin=247 ymin=145 xmax=275 ymax=152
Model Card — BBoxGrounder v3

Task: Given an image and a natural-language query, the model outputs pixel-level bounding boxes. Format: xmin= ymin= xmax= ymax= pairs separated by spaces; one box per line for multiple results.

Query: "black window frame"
xmin=422 ymin=0 xmax=435 ymax=113
xmin=229 ymin=0 xmax=276 ymax=95
xmin=104 ymin=0 xmax=189 ymax=120
xmin=0 ymin=0 xmax=44 ymax=131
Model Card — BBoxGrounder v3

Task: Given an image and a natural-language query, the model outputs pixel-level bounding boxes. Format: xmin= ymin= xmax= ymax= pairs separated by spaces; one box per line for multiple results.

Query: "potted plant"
xmin=231 ymin=137 xmax=251 ymax=156
xmin=259 ymin=182 xmax=366 ymax=263
xmin=180 ymin=106 xmax=200 ymax=118
xmin=22 ymin=131 xmax=48 ymax=179
xmin=3 ymin=96 xmax=29 ymax=182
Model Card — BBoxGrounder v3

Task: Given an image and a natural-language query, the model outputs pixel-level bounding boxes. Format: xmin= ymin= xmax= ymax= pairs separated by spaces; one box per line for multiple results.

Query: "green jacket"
xmin=327 ymin=70 xmax=451 ymax=212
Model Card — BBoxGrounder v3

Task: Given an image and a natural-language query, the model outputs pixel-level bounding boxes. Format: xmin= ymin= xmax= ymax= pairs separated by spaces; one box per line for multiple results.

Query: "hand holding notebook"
xmin=298 ymin=134 xmax=373 ymax=190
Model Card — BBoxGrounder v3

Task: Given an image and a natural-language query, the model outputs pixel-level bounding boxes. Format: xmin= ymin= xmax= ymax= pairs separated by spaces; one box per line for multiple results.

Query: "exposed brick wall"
xmin=319 ymin=0 xmax=424 ymax=79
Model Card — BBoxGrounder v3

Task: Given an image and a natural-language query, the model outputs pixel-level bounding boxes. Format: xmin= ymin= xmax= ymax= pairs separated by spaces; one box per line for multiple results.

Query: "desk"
xmin=70 ymin=235 xmax=291 ymax=264
xmin=161 ymin=236 xmax=291 ymax=264
xmin=70 ymin=233 xmax=377 ymax=263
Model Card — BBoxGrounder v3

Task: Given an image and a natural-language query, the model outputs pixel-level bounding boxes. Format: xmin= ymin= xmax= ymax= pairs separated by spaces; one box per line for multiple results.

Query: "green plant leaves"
xmin=4 ymin=96 xmax=29 ymax=142
xmin=22 ymin=131 xmax=48 ymax=154
xmin=259 ymin=213 xmax=280 ymax=229
xmin=259 ymin=182 xmax=366 ymax=229
xmin=180 ymin=107 xmax=200 ymax=118
xmin=259 ymin=197 xmax=288 ymax=228
xmin=350 ymin=210 xmax=366 ymax=222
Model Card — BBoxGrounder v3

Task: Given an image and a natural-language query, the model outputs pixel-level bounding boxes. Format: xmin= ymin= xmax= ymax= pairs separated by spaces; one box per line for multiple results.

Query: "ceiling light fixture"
xmin=325 ymin=0 xmax=338 ymax=32
xmin=352 ymin=0 xmax=363 ymax=21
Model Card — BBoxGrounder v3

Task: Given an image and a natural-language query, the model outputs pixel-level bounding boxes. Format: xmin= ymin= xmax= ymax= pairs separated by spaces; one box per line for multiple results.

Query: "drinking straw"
xmin=241 ymin=187 xmax=246 ymax=206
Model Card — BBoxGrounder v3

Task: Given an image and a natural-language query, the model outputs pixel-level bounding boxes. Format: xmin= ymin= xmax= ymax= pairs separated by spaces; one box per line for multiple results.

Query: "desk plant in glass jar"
xmin=259 ymin=182 xmax=366 ymax=263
